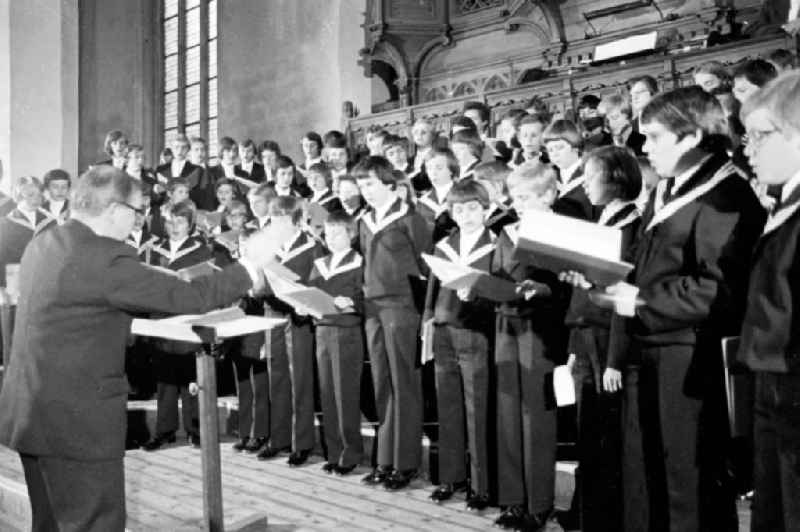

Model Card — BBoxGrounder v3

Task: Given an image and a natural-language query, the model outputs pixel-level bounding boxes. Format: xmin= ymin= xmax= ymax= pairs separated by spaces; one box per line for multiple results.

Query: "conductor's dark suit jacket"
xmin=0 ymin=219 xmax=253 ymax=462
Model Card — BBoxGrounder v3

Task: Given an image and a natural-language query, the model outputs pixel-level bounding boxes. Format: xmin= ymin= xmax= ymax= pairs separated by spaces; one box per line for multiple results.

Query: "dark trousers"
xmin=573 ymin=349 xmax=622 ymax=532
xmin=263 ymin=320 xmax=292 ymax=448
xmin=268 ymin=318 xmax=315 ymax=451
xmin=433 ymin=324 xmax=490 ymax=494
xmin=364 ymin=301 xmax=423 ymax=471
xmin=495 ymin=315 xmax=556 ymax=514
xmin=20 ymin=453 xmax=125 ymax=532
xmin=154 ymin=350 xmax=198 ymax=436
xmin=232 ymin=331 xmax=269 ymax=439
xmin=316 ymin=324 xmax=364 ymax=467
xmin=629 ymin=343 xmax=736 ymax=532
xmin=751 ymin=372 xmax=800 ymax=532
xmin=621 ymin=365 xmax=649 ymax=531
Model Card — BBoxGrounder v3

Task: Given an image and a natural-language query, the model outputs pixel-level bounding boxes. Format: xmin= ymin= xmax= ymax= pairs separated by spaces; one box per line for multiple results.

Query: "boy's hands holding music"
xmin=333 ymin=296 xmax=354 ymax=311
xmin=558 ymin=270 xmax=593 ymax=290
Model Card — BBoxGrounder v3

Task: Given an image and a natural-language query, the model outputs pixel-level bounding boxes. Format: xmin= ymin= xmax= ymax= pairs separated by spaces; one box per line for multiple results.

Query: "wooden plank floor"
xmin=0 ymin=442 xmax=565 ymax=531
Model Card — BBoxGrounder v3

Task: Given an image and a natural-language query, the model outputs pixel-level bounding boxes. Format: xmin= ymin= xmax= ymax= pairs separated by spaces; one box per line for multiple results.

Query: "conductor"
xmin=0 ymin=166 xmax=292 ymax=531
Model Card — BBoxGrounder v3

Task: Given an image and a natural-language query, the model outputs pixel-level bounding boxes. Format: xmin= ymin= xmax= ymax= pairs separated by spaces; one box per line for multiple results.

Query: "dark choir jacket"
xmin=0 ymin=207 xmax=56 ymax=286
xmin=485 ymin=199 xmax=518 ymax=236
xmin=565 ymin=201 xmax=641 ymax=377
xmin=42 ymin=199 xmax=70 ymax=225
xmin=124 ymin=227 xmax=160 ymax=263
xmin=359 ymin=197 xmax=432 ymax=306
xmin=235 ymin=161 xmax=266 ymax=184
xmin=491 ymin=219 xmax=572 ymax=364
xmin=311 ymin=189 xmax=344 ymax=213
xmin=422 ymin=228 xmax=496 ymax=334
xmin=416 ymin=186 xmax=457 ymax=244
xmin=553 ymin=164 xmax=598 ymax=221
xmin=459 ymin=159 xmax=481 ymax=181
xmin=155 ymin=159 xmax=203 ymax=189
xmin=621 ymin=153 xmax=765 ymax=359
xmin=0 ymin=220 xmax=252 ymax=461
xmin=407 ymin=158 xmax=433 ymax=195
xmin=738 ymin=182 xmax=800 ymax=374
xmin=307 ymin=249 xmax=364 ymax=328
xmin=264 ymin=230 xmax=327 ymax=323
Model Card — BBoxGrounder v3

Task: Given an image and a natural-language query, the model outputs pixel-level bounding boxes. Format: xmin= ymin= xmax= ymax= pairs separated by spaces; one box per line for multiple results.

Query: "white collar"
xmin=130 ymin=229 xmax=142 ymax=243
xmin=432 ymin=182 xmax=453 ymax=204
xmin=240 ymin=160 xmax=253 ymax=171
xmin=276 ymin=186 xmax=292 ymax=196
xmin=257 ymin=215 xmax=270 ymax=229
xmin=48 ymin=199 xmax=65 ymax=213
xmin=18 ymin=205 xmax=38 ymax=225
xmin=312 ymin=188 xmax=331 ymax=202
xmin=781 ymin=168 xmax=800 ymax=203
xmin=221 ymin=161 xmax=236 ymax=176
xmin=598 ymin=199 xmax=633 ymax=226
xmin=459 ymin=227 xmax=485 ymax=258
xmin=305 ymin=156 xmax=322 ymax=168
xmin=561 ymin=159 xmax=582 ymax=183
xmin=169 ymin=237 xmax=189 ymax=252
xmin=414 ymin=147 xmax=431 ymax=168
xmin=171 ymin=159 xmax=187 ymax=174
xmin=281 ymin=230 xmax=303 ymax=252
xmin=673 ymin=155 xmax=712 ymax=192
xmin=374 ymin=197 xmax=396 ymax=222
xmin=330 ymin=248 xmax=351 ymax=269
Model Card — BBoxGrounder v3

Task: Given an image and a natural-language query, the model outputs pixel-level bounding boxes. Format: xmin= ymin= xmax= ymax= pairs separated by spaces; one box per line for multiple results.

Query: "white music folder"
xmin=131 ymin=306 xmax=286 ymax=343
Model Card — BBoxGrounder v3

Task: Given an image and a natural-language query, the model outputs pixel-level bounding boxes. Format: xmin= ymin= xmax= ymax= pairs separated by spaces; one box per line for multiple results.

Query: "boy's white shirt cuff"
xmin=613 ymin=283 xmax=640 ymax=317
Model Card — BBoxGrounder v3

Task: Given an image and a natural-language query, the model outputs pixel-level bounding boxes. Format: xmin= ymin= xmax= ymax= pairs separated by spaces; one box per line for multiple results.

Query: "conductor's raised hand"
xmin=241 ymin=223 xmax=296 ymax=269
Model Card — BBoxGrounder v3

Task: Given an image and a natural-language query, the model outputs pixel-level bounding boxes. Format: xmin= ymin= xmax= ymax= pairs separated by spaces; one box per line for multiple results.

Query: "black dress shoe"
xmin=244 ymin=437 xmax=268 ymax=453
xmin=429 ymin=480 xmax=468 ymax=502
xmin=232 ymin=437 xmax=250 ymax=452
xmin=256 ymin=445 xmax=291 ymax=461
xmin=494 ymin=505 xmax=527 ymax=529
xmin=383 ymin=469 xmax=418 ymax=491
xmin=321 ymin=462 xmax=337 ymax=474
xmin=361 ymin=466 xmax=393 ymax=485
xmin=465 ymin=493 xmax=490 ymax=511
xmin=189 ymin=433 xmax=201 ymax=447
xmin=142 ymin=433 xmax=176 ymax=451
xmin=334 ymin=464 xmax=357 ymax=476
xmin=522 ymin=507 xmax=553 ymax=532
xmin=287 ymin=449 xmax=311 ymax=466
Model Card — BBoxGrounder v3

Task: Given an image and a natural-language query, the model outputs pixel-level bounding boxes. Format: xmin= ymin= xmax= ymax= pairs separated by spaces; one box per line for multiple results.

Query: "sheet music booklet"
xmin=421 ymin=253 xmax=518 ymax=302
xmin=131 ymin=306 xmax=287 ymax=343
xmin=514 ymin=210 xmax=633 ymax=286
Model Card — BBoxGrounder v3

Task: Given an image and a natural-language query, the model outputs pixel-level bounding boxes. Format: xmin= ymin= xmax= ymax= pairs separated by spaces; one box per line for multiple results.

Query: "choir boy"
xmin=423 ymin=179 xmax=495 ymax=510
xmin=599 ymin=94 xmax=646 ymax=156
xmin=337 ymin=175 xmax=366 ymax=219
xmin=409 ymin=119 xmax=436 ymax=194
xmin=213 ymin=200 xmax=272 ymax=455
xmin=307 ymin=211 xmax=365 ymax=475
xmin=355 ymin=156 xmax=432 ymax=490
xmin=509 ymin=115 xmax=548 ymax=168
xmin=260 ymin=196 xmax=326 ymax=465
xmin=126 ymin=145 xmax=158 ymax=189
xmin=150 ymin=178 xmax=191 ymax=238
xmin=188 ymin=136 xmax=217 ymax=211
xmin=418 ymin=147 xmax=458 ymax=243
xmin=495 ymin=108 xmax=527 ymax=163
xmin=560 ymin=146 xmax=643 ymax=532
xmin=259 ymin=140 xmax=281 ymax=183
xmin=450 ymin=129 xmax=483 ymax=180
xmin=246 ymin=183 xmax=275 ymax=232
xmin=215 ymin=178 xmax=237 ymax=213
xmin=42 ymin=169 xmax=71 ymax=223
xmin=383 ymin=135 xmax=414 ymax=177
xmin=473 ymin=161 xmax=517 ymax=234
xmin=543 ymin=119 xmax=596 ymax=220
xmin=323 ymin=131 xmax=350 ymax=191
xmin=366 ymin=126 xmax=390 ymax=157
xmin=299 ymin=132 xmax=324 ymax=172
xmin=275 ymin=156 xmax=311 ymax=198
xmin=306 ymin=163 xmax=343 ymax=213
xmin=142 ymin=201 xmax=210 ymax=450
xmin=491 ymin=161 xmax=570 ymax=531
xmin=125 ymin=193 xmax=158 ymax=262
xmin=95 ymin=129 xmax=129 ymax=169
xmin=0 ymin=176 xmax=55 ymax=287
xmin=607 ymin=86 xmax=765 ymax=532
xmin=738 ymin=70 xmax=800 ymax=532
xmin=235 ymin=139 xmax=266 ymax=183
xmin=156 ymin=134 xmax=203 ymax=196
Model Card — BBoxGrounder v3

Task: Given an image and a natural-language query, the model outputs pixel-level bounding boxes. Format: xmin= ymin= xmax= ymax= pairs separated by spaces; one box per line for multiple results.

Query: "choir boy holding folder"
xmin=422 ymin=179 xmax=497 ymax=510
xmin=738 ymin=71 xmax=800 ymax=532
xmin=491 ymin=161 xmax=571 ymax=530
xmin=306 ymin=211 xmax=366 ymax=476
xmin=606 ymin=86 xmax=765 ymax=532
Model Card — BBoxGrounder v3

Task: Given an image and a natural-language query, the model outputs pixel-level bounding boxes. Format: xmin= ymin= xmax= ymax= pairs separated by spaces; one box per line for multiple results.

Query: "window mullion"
xmin=177 ymin=0 xmax=187 ymax=132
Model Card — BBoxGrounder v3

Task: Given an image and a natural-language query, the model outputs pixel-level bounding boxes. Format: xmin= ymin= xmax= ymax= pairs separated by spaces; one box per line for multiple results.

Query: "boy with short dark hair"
xmin=355 ymin=155 xmax=432 ymax=490
xmin=275 ymin=156 xmax=310 ymax=199
xmin=450 ymin=129 xmax=483 ymax=180
xmin=306 ymin=163 xmax=343 ymax=212
xmin=42 ymin=169 xmax=71 ymax=223
xmin=258 ymin=140 xmax=282 ymax=183
xmin=323 ymin=131 xmax=350 ymax=191
xmin=423 ymin=179 xmax=496 ymax=510
xmin=143 ymin=200 xmax=210 ymax=450
xmin=235 ymin=139 xmax=266 ymax=183
xmin=418 ymin=147 xmax=459 ymax=242
xmin=543 ymin=119 xmax=596 ymax=221
xmin=307 ymin=211 xmax=365 ymax=475
xmin=473 ymin=161 xmax=517 ymax=234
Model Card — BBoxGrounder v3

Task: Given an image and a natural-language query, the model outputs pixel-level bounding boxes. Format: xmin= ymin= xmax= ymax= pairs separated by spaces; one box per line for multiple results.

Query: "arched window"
xmin=161 ymin=0 xmax=218 ymax=161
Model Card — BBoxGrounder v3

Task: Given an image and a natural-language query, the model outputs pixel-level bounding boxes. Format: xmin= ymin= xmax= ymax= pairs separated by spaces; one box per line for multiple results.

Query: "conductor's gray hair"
xmin=70 ymin=165 xmax=141 ymax=216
